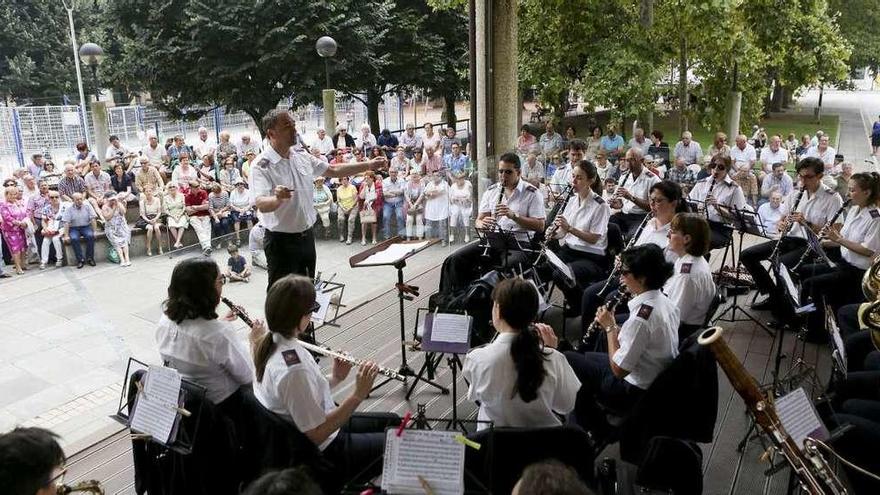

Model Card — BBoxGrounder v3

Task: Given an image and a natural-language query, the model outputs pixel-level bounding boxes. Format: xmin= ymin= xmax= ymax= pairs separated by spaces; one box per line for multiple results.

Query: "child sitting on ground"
xmin=224 ymin=244 xmax=251 ymax=283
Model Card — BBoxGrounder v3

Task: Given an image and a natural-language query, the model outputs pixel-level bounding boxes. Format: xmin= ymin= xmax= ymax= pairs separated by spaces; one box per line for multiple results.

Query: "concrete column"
xmin=90 ymin=100 xmax=110 ymax=162
xmin=322 ymin=89 xmax=336 ymax=134
xmin=474 ymin=0 xmax=519 ymax=196
xmin=726 ymin=91 xmax=741 ymax=144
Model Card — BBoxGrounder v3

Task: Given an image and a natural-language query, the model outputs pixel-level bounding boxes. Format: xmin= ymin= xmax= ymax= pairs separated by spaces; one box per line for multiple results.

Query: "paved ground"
xmin=0 ymin=235 xmax=464 ymax=451
xmin=797 ymin=88 xmax=879 ymax=172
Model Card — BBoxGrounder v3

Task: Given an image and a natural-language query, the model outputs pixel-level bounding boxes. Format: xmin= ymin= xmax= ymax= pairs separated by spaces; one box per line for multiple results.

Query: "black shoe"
xmin=87 ymin=259 xmax=96 ymax=267
xmin=0 ymin=273 xmax=10 ymax=278
xmin=751 ymin=297 xmax=774 ymax=310
xmin=77 ymin=261 xmax=84 ymax=269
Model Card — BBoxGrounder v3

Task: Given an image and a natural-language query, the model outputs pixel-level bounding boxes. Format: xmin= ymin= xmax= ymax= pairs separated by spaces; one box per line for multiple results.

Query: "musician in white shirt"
xmin=798 ymin=172 xmax=880 ymax=341
xmin=742 ymin=157 xmax=843 ymax=310
xmin=608 ymin=148 xmax=660 ymax=238
xmin=251 ymin=275 xmax=399 ymax=481
xmin=566 ymin=243 xmax=679 ymax=442
xmin=688 ymin=155 xmax=747 ymax=250
xmin=155 ymin=258 xmax=256 ymax=425
xmin=463 ymin=278 xmax=580 ymax=430
xmin=664 ymin=213 xmax=716 ymax=334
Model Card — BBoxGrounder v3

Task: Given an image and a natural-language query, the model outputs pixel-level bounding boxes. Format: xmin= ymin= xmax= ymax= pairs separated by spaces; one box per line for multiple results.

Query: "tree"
xmin=105 ymin=0 xmax=352 ymax=136
xmin=829 ymin=0 xmax=880 ymax=83
xmin=421 ymin=4 xmax=469 ymax=126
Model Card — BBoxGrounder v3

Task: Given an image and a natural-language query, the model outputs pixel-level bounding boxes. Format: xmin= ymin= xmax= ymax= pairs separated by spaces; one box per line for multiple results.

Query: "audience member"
xmin=358 ymin=172 xmax=380 ymax=245
xmin=405 ymin=171 xmax=426 ymax=240
xmin=539 ymin=121 xmax=564 ymax=160
xmin=216 ymin=131 xmax=238 ymax=164
xmin=208 ymin=183 xmax=233 ymax=244
xmin=673 ymin=131 xmax=703 ymax=166
xmin=39 ymin=191 xmax=63 ymax=269
xmin=139 ymin=185 xmax=164 ymax=256
xmin=27 ymin=153 xmax=45 ymax=179
xmin=806 ymin=134 xmax=836 ymax=168
xmin=61 ymin=192 xmax=97 ymax=268
xmin=706 ymin=132 xmax=730 ymax=160
xmin=760 ymin=162 xmax=794 ymax=202
xmin=422 ymin=123 xmax=441 ymax=154
xmin=628 ymin=127 xmax=651 ymax=156
xmin=424 ymin=171 xmax=450 ymax=247
xmin=0 ymin=186 xmax=30 ymax=274
xmin=756 ymin=191 xmax=784 ymax=237
xmin=399 ymin=123 xmax=423 ymax=158
xmin=795 ymin=134 xmax=812 ymax=159
xmin=163 ymin=183 xmax=189 ymax=249
xmin=382 ymin=168 xmax=406 ymax=240
xmin=522 ymin=152 xmax=545 ymax=187
xmin=184 ymin=181 xmax=212 ymax=254
xmin=229 ymin=180 xmax=254 ymax=245
xmin=599 ymin=124 xmax=625 ymax=162
xmin=647 ymin=129 xmax=670 ymax=167
xmin=192 ymin=126 xmax=216 ymax=158
xmin=376 ymin=128 xmax=399 ymax=158
xmin=101 ymin=192 xmax=133 ymax=266
xmin=332 ymin=124 xmax=356 ymax=151
xmin=448 ymin=172 xmax=473 ymax=244
xmin=758 ymin=135 xmax=790 ymax=177
xmin=439 ymin=126 xmax=460 ymax=156
xmin=105 ymin=135 xmax=129 ymax=161
xmin=57 ymin=163 xmax=87 ymax=202
xmin=225 ymin=244 xmax=251 ymax=283
xmin=110 ymin=162 xmax=137 ymax=201
xmin=249 ymin=222 xmax=267 ymax=269
xmin=142 ymin=132 xmax=168 ymax=168
xmin=836 ymin=161 xmax=853 ymax=200
xmin=586 ymin=126 xmax=603 ymax=158
xmin=312 ymin=177 xmax=333 ymax=239
xmin=238 ymin=133 xmax=260 ymax=158
xmin=444 ymin=142 xmax=469 ymax=178
xmin=517 ymin=125 xmax=537 ymax=155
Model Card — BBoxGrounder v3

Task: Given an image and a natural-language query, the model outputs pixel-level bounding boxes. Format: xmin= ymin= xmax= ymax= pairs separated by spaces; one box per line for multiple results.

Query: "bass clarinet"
xmin=581 ymin=287 xmax=631 ymax=347
xmin=221 ymin=297 xmax=406 ymax=382
xmin=792 ymin=198 xmax=851 ymax=272
xmin=597 ymin=212 xmax=653 ymax=296
xmin=768 ymin=186 xmax=805 ymax=262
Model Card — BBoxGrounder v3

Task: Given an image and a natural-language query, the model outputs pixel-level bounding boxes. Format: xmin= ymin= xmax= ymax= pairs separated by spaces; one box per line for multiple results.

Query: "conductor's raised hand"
xmin=274 ymin=185 xmax=292 ymax=201
xmin=534 ymin=323 xmax=558 ymax=349
xmin=353 ymin=361 xmax=379 ymax=400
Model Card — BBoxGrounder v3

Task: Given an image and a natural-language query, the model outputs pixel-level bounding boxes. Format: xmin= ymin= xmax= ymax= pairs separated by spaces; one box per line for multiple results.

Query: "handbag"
xmin=359 ymin=208 xmax=377 ymax=223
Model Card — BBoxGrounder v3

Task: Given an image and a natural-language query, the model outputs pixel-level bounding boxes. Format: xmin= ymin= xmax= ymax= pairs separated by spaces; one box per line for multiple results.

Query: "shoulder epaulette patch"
xmin=256 ymin=158 xmax=270 ymax=169
xmin=636 ymin=304 xmax=654 ymax=320
xmin=680 ymin=263 xmax=692 ymax=274
xmin=594 ymin=195 xmax=605 ymax=204
xmin=282 ymin=349 xmax=301 ymax=366
xmin=525 ymin=183 xmax=538 ymax=192
xmin=870 ymin=209 xmax=879 ymax=219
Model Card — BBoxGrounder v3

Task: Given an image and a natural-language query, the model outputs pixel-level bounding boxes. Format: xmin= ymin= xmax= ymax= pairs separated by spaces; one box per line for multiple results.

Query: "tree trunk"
xmin=782 ymin=86 xmax=794 ymax=108
xmin=641 ymin=0 xmax=654 ymax=131
xmin=677 ymin=34 xmax=688 ymax=135
xmin=366 ymin=88 xmax=381 ymax=136
xmin=770 ymin=82 xmax=783 ymax=113
xmin=247 ymin=108 xmax=268 ymax=138
xmin=443 ymin=93 xmax=457 ymax=126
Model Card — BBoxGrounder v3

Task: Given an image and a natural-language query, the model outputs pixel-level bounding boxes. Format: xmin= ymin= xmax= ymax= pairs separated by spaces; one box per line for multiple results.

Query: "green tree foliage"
xmin=829 ymin=0 xmax=880 ymax=79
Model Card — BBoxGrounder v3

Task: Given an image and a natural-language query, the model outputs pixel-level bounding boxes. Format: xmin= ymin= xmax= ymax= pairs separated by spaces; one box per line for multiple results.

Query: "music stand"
xmin=349 ymin=236 xmax=446 ymax=394
xmin=712 ymin=206 xmax=773 ymax=338
xmin=475 ymin=227 xmax=527 ymax=268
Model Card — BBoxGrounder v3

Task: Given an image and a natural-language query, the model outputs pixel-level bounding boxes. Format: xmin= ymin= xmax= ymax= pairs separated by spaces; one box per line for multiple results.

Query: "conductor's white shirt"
xmin=155 ymin=315 xmax=253 ymax=404
xmin=253 ymin=335 xmax=338 ymax=450
xmin=616 ymin=169 xmax=660 ymax=215
xmin=688 ymin=176 xmax=747 ymax=223
xmin=249 ymin=145 xmax=329 ymax=233
xmin=479 ymin=179 xmax=544 ymax=241
xmin=663 ymin=254 xmax=716 ymax=326
xmin=558 ymin=192 xmax=610 ymax=255
xmin=463 ymin=332 xmax=581 ymax=430
xmin=840 ymin=205 xmax=880 ymax=269
xmin=782 ymin=184 xmax=843 ymax=240
xmin=613 ymin=290 xmax=680 ymax=390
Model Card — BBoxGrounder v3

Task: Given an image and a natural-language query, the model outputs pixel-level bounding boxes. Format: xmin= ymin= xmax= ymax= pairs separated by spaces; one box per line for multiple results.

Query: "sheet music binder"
xmin=421 ymin=311 xmax=473 ymax=354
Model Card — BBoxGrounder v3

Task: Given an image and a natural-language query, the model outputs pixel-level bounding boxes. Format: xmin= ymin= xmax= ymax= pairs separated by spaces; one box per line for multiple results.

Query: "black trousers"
xmin=609 ymin=212 xmax=648 ymax=240
xmin=564 ymin=351 xmax=643 ymax=438
xmin=708 ymin=221 xmax=733 ymax=251
xmin=323 ymin=412 xmax=400 ymax=483
xmin=830 ymin=413 xmax=880 ymax=494
xmin=739 ymin=237 xmax=807 ymax=295
xmin=264 ymin=227 xmax=317 ymax=290
xmin=798 ymin=258 xmax=865 ymax=340
xmin=439 ymin=240 xmax=531 ymax=295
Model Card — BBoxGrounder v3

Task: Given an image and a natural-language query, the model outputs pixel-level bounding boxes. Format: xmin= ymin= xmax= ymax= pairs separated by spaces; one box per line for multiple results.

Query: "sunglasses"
xmin=498 ymin=169 xmax=516 ymax=175
xmin=709 ymin=163 xmax=728 ymax=170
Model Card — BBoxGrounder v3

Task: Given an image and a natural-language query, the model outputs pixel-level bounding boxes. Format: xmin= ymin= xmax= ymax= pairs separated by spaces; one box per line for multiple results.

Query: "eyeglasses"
xmin=709 ymin=163 xmax=727 ymax=170
xmin=649 ymin=197 xmax=668 ymax=204
xmin=498 ymin=169 xmax=515 ymax=175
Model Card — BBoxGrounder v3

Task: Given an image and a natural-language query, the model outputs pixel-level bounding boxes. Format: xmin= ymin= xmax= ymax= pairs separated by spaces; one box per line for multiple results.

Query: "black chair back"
xmin=465 ymin=425 xmax=594 ymax=494
xmin=617 ymin=335 xmax=719 ymax=462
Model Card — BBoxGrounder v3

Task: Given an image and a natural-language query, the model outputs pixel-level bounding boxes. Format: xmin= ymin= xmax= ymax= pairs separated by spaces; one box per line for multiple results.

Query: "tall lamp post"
xmin=78 ymin=43 xmax=104 ymax=101
xmin=315 ymin=36 xmax=337 ymax=135
xmin=63 ymin=1 xmax=90 ymax=147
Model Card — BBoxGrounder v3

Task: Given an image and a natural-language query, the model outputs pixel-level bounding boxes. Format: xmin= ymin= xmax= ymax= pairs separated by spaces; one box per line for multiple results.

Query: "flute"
xmin=221 ymin=297 xmax=406 ymax=382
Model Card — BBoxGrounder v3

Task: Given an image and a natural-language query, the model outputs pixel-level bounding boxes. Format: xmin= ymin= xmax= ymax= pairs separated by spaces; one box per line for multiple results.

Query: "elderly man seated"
xmin=729 ymin=134 xmax=759 ymax=205
xmin=61 ymin=192 xmax=97 ymax=268
xmin=673 ymin=131 xmax=703 ymax=167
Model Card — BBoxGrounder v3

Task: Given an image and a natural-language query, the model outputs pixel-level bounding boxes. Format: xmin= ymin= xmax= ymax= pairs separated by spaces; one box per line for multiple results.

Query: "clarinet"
xmin=580 ymin=287 xmax=632 ymax=347
xmin=221 ymin=297 xmax=405 ymax=382
xmin=703 ymin=177 xmax=716 ymax=217
xmin=791 ymin=198 xmax=851 ymax=271
xmin=541 ymin=184 xmax=574 ymax=247
xmin=612 ymin=171 xmax=631 ymax=204
xmin=596 ymin=212 xmax=653 ymax=296
xmin=768 ymin=186 xmax=805 ymax=262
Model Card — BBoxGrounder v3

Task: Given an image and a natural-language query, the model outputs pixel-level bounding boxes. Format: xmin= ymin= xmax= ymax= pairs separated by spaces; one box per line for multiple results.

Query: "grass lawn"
xmin=651 ymin=112 xmax=839 ymax=149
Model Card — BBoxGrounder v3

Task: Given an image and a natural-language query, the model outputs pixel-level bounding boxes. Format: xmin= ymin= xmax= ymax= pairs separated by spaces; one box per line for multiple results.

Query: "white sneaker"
xmin=39 ymin=263 xmax=46 ymax=270
xmin=449 ymin=233 xmax=454 ymax=243
xmin=361 ymin=240 xmax=366 ymax=246
xmin=55 ymin=261 xmax=63 ymax=268
xmin=465 ymin=235 xmax=470 ymax=242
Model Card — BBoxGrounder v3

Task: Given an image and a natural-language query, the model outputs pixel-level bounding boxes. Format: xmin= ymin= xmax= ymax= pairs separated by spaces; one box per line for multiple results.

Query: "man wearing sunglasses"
xmin=0 ymin=427 xmax=69 ymax=495
xmin=439 ymin=152 xmax=544 ymax=294
xmin=688 ymin=155 xmax=746 ymax=250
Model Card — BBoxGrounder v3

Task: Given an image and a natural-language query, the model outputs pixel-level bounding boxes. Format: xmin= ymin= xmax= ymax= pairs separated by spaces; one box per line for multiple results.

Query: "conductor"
xmin=250 ymin=110 xmax=387 ymax=288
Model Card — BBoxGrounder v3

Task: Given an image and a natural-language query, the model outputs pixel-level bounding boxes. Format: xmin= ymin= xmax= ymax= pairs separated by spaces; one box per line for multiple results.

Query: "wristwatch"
xmin=605 ymin=324 xmax=619 ymax=334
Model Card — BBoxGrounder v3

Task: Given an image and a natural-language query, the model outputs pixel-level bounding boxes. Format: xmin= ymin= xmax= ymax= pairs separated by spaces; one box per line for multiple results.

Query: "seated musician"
xmin=664 ymin=213 xmax=716 ymax=337
xmin=544 ymin=160 xmax=610 ymax=306
xmin=799 ymin=172 xmax=880 ymax=342
xmin=687 ymin=154 xmax=747 ymax=251
xmin=742 ymin=157 xmax=843 ymax=312
xmin=462 ymin=278 xmax=581 ymax=430
xmin=580 ymin=181 xmax=685 ymax=340
xmin=0 ymin=427 xmax=69 ymax=495
xmin=608 ymin=148 xmax=660 ymax=239
xmin=155 ymin=257 xmax=255 ymax=422
xmin=565 ymin=244 xmax=679 ymax=443
xmin=439 ymin=152 xmax=544 ymax=295
xmin=251 ymin=275 xmax=399 ymax=480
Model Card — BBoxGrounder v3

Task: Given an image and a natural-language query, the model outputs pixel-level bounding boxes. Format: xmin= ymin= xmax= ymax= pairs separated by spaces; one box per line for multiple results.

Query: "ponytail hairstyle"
xmin=851 ymin=172 xmax=880 ymax=206
xmin=574 ymin=160 xmax=603 ymax=196
xmin=253 ymin=275 xmax=316 ymax=382
xmin=163 ymin=258 xmax=220 ymax=323
xmin=491 ymin=278 xmax=546 ymax=403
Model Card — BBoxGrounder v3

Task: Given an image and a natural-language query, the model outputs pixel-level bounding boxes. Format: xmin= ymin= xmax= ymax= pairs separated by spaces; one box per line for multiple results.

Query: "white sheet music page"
xmin=355 ymin=241 xmax=431 ymax=266
xmin=776 ymin=387 xmax=830 ymax=451
xmin=432 ymin=313 xmax=471 ymax=344
xmin=381 ymin=429 xmax=465 ymax=495
xmin=545 ymin=249 xmax=575 ymax=283
xmin=130 ymin=365 xmax=182 ymax=444
xmin=311 ymin=291 xmax=332 ymax=325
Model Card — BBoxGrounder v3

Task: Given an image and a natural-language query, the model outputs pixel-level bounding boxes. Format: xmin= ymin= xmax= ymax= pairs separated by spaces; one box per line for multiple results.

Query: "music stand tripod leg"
xmin=446 ymin=355 xmax=467 ymax=433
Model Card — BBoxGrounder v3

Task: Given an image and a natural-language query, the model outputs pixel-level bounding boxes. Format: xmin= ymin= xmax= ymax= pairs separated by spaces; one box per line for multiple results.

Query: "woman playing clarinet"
xmin=799 ymin=172 xmax=880 ymax=342
xmin=251 ymin=275 xmax=399 ymax=480
xmin=463 ymin=278 xmax=580 ymax=430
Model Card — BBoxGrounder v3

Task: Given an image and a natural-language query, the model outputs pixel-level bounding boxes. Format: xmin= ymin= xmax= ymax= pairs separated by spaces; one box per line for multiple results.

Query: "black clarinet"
xmin=596 ymin=212 xmax=653 ymax=296
xmin=768 ymin=186 xmax=805 ymax=262
xmin=703 ymin=177 xmax=716 ymax=218
xmin=581 ymin=287 xmax=631 ymax=347
xmin=791 ymin=198 xmax=851 ymax=271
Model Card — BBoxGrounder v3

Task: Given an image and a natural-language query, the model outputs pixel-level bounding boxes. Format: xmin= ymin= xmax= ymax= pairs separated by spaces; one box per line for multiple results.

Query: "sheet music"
xmin=776 ymin=264 xmax=800 ymax=307
xmin=544 ymin=249 xmax=575 ymax=283
xmin=431 ymin=313 xmax=471 ymax=344
xmin=827 ymin=305 xmax=847 ymax=372
xmin=130 ymin=366 xmax=182 ymax=443
xmin=355 ymin=241 xmax=431 ymax=266
xmin=776 ymin=387 xmax=830 ymax=451
xmin=311 ymin=291 xmax=332 ymax=325
xmin=382 ymin=429 xmax=465 ymax=495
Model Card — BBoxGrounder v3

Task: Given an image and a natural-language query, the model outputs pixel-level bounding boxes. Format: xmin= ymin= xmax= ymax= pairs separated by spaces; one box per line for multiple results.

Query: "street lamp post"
xmin=78 ymin=43 xmax=104 ymax=101
xmin=63 ymin=2 xmax=90 ymax=148
xmin=315 ymin=36 xmax=337 ymax=134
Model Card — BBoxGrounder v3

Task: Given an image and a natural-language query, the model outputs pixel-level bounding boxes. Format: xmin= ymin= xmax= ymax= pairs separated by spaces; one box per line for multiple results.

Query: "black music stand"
xmin=349 ymin=236 xmax=446 ymax=394
xmin=712 ymin=206 xmax=773 ymax=337
xmin=475 ymin=226 xmax=531 ymax=269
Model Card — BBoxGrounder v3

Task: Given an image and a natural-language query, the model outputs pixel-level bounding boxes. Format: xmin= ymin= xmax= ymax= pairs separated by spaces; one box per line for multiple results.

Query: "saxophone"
xmin=698 ymin=327 xmax=847 ymax=494
xmin=859 ymin=253 xmax=880 ymax=350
